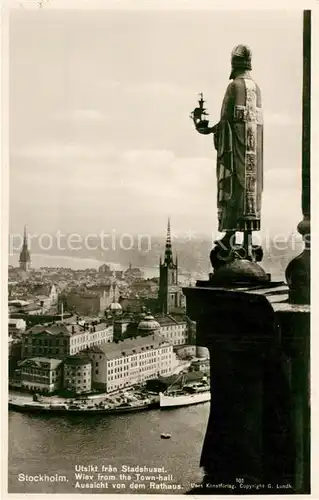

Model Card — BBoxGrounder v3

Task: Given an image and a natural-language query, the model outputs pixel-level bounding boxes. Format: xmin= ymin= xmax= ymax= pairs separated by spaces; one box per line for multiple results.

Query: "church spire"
xmin=19 ymin=224 xmax=31 ymax=272
xmin=23 ymin=225 xmax=28 ymax=246
xmin=158 ymin=218 xmax=181 ymax=314
xmin=164 ymin=217 xmax=173 ymax=265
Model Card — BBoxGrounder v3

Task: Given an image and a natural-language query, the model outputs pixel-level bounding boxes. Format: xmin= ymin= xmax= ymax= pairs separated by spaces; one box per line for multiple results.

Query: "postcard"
xmin=5 ymin=0 xmax=313 ymax=496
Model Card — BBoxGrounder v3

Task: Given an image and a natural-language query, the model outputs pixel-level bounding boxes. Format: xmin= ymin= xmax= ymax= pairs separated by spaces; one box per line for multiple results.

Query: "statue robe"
xmin=214 ymin=75 xmax=263 ymax=232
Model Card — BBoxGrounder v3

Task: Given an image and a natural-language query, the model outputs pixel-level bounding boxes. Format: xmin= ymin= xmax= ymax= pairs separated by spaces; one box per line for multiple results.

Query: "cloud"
xmin=264 ymin=167 xmax=301 ymax=190
xmin=54 ymin=109 xmax=107 ymax=122
xmin=121 ymin=149 xmax=175 ymax=166
xmin=264 ymin=111 xmax=301 ymax=127
xmin=12 ymin=142 xmax=115 ymax=162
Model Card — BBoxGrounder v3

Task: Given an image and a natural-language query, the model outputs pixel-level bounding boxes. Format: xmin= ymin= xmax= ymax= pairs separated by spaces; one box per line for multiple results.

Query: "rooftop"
xmin=86 ymin=332 xmax=170 ymax=360
xmin=20 ymin=303 xmax=42 ymax=312
xmin=25 ymin=321 xmax=111 ymax=337
xmin=19 ymin=357 xmax=63 ymax=370
xmin=138 ymin=315 xmax=161 ymax=331
xmin=154 ymin=314 xmax=188 ymax=326
xmin=64 ymin=356 xmax=91 ymax=366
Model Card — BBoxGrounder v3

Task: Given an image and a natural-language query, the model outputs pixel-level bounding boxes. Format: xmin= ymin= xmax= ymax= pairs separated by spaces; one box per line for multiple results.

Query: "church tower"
xmin=19 ymin=225 xmax=31 ymax=273
xmin=158 ymin=219 xmax=182 ymax=314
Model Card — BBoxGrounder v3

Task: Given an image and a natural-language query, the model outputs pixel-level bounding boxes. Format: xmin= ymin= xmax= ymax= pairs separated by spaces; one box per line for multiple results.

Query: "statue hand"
xmin=193 ymin=119 xmax=214 ymax=135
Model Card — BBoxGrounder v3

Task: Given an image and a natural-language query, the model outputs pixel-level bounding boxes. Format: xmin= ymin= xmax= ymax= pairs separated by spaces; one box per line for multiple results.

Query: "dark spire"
xmin=164 ymin=217 xmax=174 ymax=265
xmin=19 ymin=225 xmax=31 ymax=265
xmin=23 ymin=225 xmax=27 ymax=245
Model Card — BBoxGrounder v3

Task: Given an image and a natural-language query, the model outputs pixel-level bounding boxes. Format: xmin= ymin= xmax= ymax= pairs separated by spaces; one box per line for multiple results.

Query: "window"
xmin=96 ymin=369 xmax=99 ymax=375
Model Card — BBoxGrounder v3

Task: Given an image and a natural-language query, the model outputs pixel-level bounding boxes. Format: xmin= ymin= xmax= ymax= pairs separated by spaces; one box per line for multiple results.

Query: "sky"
xmin=9 ymin=8 xmax=303 ymax=239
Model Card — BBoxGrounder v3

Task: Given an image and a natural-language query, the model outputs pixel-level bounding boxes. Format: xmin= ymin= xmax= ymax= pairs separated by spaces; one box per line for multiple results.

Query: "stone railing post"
xmin=282 ymin=9 xmax=311 ymax=493
xmin=183 ymin=285 xmax=295 ymax=493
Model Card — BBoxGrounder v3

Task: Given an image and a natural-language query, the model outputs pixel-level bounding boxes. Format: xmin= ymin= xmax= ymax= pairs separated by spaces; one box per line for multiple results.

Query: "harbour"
xmin=8 ymin=402 xmax=209 ymax=494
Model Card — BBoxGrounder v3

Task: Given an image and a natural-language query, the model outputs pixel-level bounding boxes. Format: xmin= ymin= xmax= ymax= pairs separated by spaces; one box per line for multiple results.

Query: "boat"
xmin=159 ymin=389 xmax=210 ymax=408
xmin=9 ymin=402 xmax=52 ymax=413
xmin=8 ymin=397 xmax=151 ymax=415
xmin=106 ymin=401 xmax=150 ymax=414
xmin=159 ymin=374 xmax=211 ymax=409
xmin=161 ymin=433 xmax=171 ymax=439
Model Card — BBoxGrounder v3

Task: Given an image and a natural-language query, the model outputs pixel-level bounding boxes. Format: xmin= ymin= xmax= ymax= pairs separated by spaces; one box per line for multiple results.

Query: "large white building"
xmin=21 ymin=320 xmax=113 ymax=359
xmin=86 ymin=332 xmax=174 ymax=393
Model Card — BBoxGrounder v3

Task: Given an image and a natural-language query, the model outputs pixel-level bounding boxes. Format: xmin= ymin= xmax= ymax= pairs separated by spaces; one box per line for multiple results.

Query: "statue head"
xmin=229 ymin=45 xmax=252 ymax=79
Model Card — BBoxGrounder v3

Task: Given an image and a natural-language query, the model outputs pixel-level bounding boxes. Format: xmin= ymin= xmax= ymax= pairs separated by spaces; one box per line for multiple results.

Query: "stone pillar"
xmin=285 ymin=10 xmax=311 ymax=304
xmin=277 ymin=303 xmax=310 ymax=494
xmin=184 ymin=285 xmax=295 ymax=493
xmin=282 ymin=10 xmax=311 ymax=493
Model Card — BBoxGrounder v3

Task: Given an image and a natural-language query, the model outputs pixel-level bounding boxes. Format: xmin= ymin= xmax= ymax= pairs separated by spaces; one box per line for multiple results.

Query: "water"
xmin=8 ymin=404 xmax=209 ymax=494
xmin=9 ymin=253 xmax=160 ymax=279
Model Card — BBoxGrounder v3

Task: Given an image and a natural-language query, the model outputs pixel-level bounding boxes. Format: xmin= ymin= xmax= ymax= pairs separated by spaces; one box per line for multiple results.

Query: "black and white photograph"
xmin=5 ymin=1 xmax=312 ymax=495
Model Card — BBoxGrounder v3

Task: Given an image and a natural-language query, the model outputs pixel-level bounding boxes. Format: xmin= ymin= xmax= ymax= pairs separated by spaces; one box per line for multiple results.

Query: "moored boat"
xmin=159 ymin=389 xmax=210 ymax=408
xmin=159 ymin=372 xmax=211 ymax=409
xmin=161 ymin=433 xmax=171 ymax=439
xmin=8 ymin=398 xmax=151 ymax=415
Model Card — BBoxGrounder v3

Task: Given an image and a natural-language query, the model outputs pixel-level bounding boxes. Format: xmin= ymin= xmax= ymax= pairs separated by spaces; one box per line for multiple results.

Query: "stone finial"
xmin=286 ymin=11 xmax=311 ymax=305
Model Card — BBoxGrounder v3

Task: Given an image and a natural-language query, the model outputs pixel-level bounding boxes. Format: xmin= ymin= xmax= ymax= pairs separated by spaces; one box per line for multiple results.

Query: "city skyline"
xmin=10 ymin=9 xmax=303 ymax=238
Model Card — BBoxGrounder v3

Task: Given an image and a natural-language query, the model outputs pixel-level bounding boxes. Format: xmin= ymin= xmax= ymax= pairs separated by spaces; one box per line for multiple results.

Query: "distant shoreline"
xmin=8 ymin=252 xmax=285 ymax=283
xmin=8 ymin=253 xmax=196 ymax=280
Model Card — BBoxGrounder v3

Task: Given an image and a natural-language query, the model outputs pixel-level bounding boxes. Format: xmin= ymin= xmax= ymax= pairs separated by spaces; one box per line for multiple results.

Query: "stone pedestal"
xmin=183 ymin=283 xmax=310 ymax=494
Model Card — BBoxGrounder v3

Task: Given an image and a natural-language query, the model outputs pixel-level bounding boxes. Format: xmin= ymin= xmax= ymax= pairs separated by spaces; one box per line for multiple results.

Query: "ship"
xmin=159 ymin=374 xmax=211 ymax=409
xmin=8 ymin=395 xmax=152 ymax=415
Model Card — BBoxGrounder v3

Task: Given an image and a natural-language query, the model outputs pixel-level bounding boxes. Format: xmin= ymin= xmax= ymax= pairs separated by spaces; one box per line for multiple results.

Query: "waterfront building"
xmin=65 ymin=282 xmax=119 ymax=316
xmin=21 ymin=320 xmax=113 ymax=359
xmin=16 ymin=357 xmax=63 ymax=393
xmin=63 ymin=356 xmax=92 ymax=394
xmin=19 ymin=225 xmax=31 ymax=275
xmin=158 ymin=219 xmax=184 ymax=314
xmin=86 ymin=332 xmax=174 ymax=393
